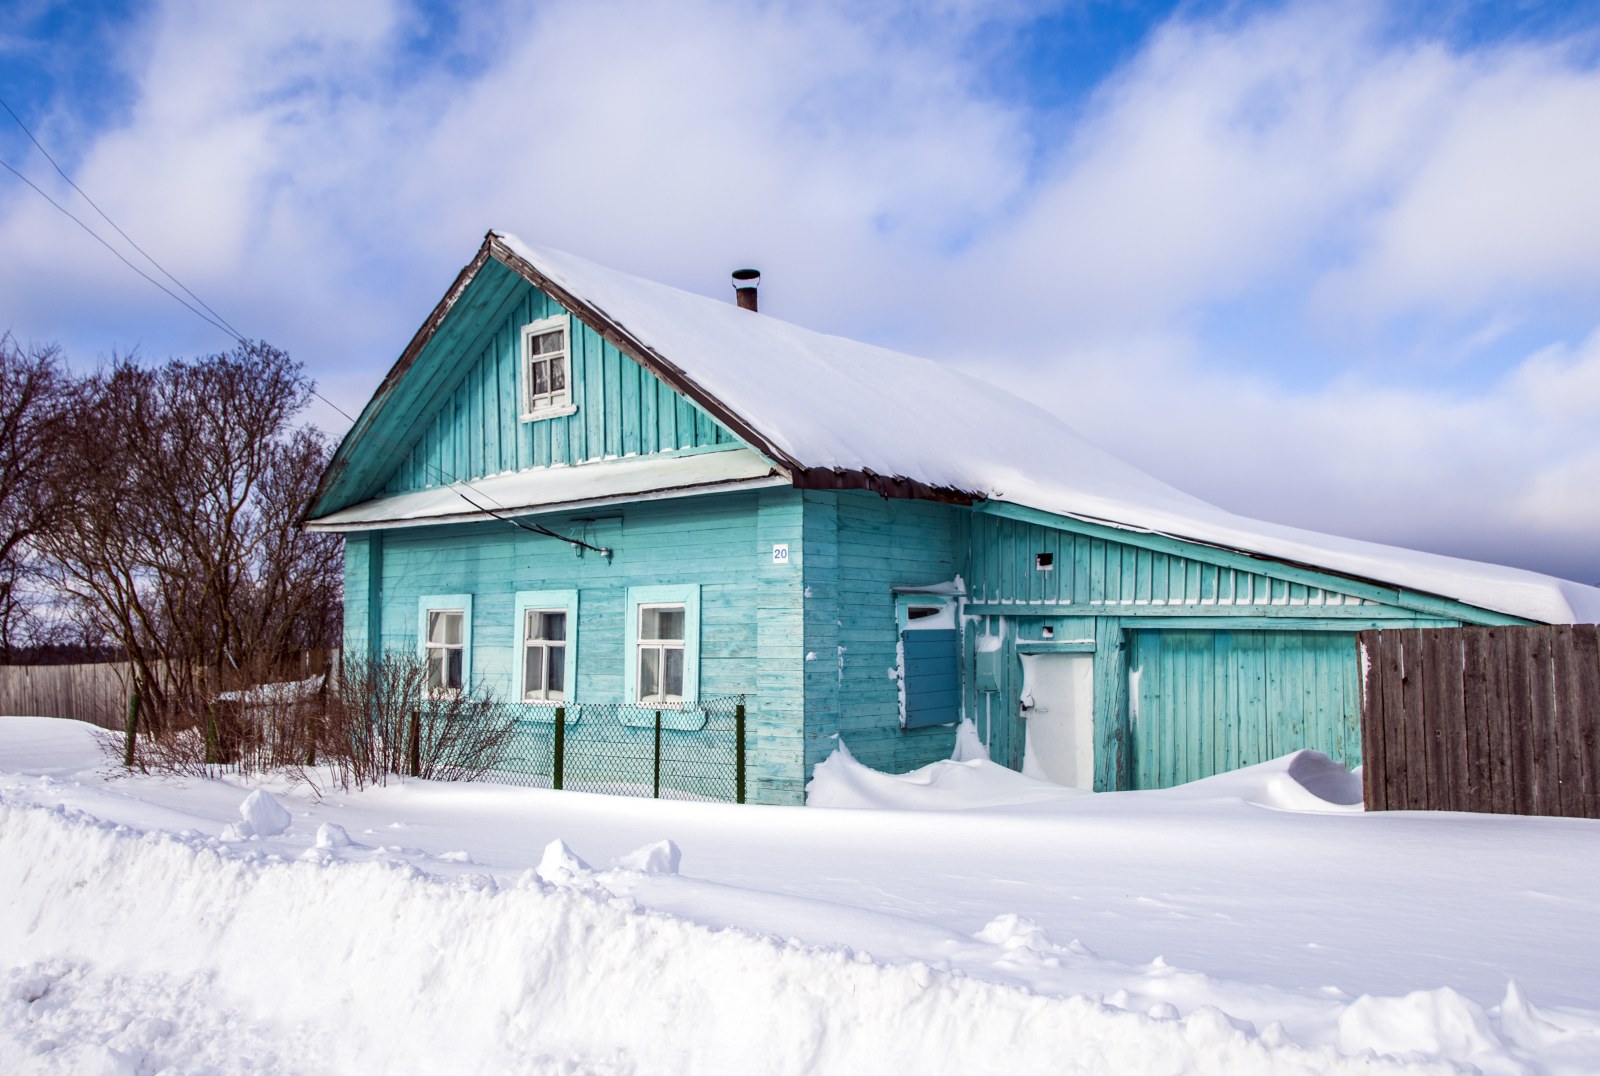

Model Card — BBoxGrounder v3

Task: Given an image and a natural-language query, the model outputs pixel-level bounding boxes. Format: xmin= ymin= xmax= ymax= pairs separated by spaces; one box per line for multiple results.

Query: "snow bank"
xmin=806 ymin=738 xmax=1088 ymax=810
xmin=1154 ymin=752 xmax=1366 ymax=813
xmin=806 ymin=741 xmax=1362 ymax=815
xmin=1 ymin=798 xmax=1426 ymax=1076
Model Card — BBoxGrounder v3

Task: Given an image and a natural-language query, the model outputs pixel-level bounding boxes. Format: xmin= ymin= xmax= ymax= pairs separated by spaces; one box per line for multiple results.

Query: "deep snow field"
xmin=3 ymin=717 xmax=1599 ymax=1075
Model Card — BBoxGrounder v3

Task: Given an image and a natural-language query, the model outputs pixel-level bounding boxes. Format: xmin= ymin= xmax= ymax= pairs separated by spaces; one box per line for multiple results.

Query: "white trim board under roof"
xmin=307 ymin=448 xmax=782 ymax=531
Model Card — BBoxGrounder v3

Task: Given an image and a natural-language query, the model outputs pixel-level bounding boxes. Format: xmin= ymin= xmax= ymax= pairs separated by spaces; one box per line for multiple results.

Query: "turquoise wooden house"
xmin=305 ymin=232 xmax=1600 ymax=805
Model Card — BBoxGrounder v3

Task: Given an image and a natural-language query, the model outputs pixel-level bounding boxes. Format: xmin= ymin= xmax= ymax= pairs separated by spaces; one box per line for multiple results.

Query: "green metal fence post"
xmin=735 ymin=698 xmax=746 ymax=805
xmin=553 ymin=705 xmax=565 ymax=791
xmin=407 ymin=708 xmax=421 ymax=778
xmin=653 ymin=709 xmax=662 ymax=799
xmin=204 ymin=703 xmax=220 ymax=766
xmin=123 ymin=691 xmax=140 ymax=770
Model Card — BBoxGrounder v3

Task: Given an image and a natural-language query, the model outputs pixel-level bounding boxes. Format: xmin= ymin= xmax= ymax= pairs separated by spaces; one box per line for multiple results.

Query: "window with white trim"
xmin=418 ymin=594 xmax=473 ymax=697
xmin=426 ymin=609 xmax=464 ymax=693
xmin=514 ymin=590 xmax=578 ymax=707
xmin=520 ymin=314 xmax=571 ymax=418
xmin=522 ymin=609 xmax=568 ymax=701
xmin=624 ymin=585 xmax=700 ymax=706
xmin=636 ymin=604 xmax=686 ymax=704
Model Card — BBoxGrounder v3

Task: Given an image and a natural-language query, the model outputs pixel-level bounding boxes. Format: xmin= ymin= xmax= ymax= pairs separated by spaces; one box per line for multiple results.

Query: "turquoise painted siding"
xmin=754 ymin=488 xmax=807 ymax=803
xmin=384 ymin=282 xmax=739 ymax=495
xmin=805 ymin=492 xmax=963 ymax=778
xmin=959 ymin=508 xmax=1464 ymax=787
xmin=351 ymin=490 xmax=814 ymax=804
xmin=966 ymin=512 xmax=1374 ymax=609
xmin=1127 ymin=630 xmax=1361 ymax=787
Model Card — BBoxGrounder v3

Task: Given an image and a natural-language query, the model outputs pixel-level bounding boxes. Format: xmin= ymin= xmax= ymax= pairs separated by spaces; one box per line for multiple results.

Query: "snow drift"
xmin=1 ymin=797 xmax=1424 ymax=1076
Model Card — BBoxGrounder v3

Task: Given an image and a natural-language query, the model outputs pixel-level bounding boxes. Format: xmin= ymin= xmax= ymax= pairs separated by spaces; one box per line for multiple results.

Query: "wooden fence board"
xmin=1432 ymin=631 xmax=1468 ymax=813
xmin=1400 ymin=629 xmax=1429 ymax=809
xmin=1379 ymin=631 xmax=1408 ymax=808
xmin=1461 ymin=629 xmax=1493 ymax=810
xmin=1360 ymin=625 xmax=1600 ymax=818
xmin=1568 ymin=627 xmax=1593 ymax=819
xmin=1427 ymin=630 xmax=1465 ymax=807
xmin=0 ymin=663 xmax=129 ymax=729
xmin=0 ymin=650 xmax=336 ymax=733
xmin=1526 ymin=628 xmax=1557 ymax=814
xmin=1359 ymin=637 xmax=1385 ymax=811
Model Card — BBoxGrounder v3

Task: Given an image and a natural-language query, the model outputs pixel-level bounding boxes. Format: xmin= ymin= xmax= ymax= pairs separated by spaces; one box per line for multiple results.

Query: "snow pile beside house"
xmin=806 ymin=733 xmax=1088 ymax=810
xmin=806 ymin=734 xmax=1364 ymax=815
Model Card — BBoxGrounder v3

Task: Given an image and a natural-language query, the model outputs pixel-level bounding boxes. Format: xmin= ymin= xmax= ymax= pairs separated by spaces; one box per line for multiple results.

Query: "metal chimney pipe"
xmin=732 ymin=268 xmax=760 ymax=312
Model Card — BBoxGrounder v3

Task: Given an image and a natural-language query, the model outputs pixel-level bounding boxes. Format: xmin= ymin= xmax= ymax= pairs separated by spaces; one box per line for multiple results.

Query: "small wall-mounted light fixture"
xmin=1035 ymin=552 xmax=1054 ymax=571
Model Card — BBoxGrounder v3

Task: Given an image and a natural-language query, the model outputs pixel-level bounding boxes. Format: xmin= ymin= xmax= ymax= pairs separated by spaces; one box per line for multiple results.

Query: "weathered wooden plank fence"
xmin=0 ymin=662 xmax=131 ymax=730
xmin=1359 ymin=625 xmax=1600 ymax=818
xmin=0 ymin=650 xmax=338 ymax=733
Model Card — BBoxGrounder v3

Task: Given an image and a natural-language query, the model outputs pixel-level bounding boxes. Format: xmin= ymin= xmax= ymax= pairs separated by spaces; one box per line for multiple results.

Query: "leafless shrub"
xmin=32 ymin=342 xmax=342 ymax=734
xmin=109 ymin=650 xmax=329 ymax=780
xmin=0 ymin=333 xmax=73 ymax=661
xmin=321 ymin=651 xmax=519 ymax=791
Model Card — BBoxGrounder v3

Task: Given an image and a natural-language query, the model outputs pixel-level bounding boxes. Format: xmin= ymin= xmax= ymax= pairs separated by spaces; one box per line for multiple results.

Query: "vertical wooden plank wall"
xmin=1125 ymin=630 xmax=1360 ymax=789
xmin=1359 ymin=625 xmax=1600 ymax=817
xmin=384 ymin=283 xmax=738 ymax=495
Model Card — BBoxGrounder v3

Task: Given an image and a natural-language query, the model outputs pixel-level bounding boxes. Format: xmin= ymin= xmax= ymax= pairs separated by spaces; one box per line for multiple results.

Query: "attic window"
xmin=520 ymin=314 xmax=573 ymax=420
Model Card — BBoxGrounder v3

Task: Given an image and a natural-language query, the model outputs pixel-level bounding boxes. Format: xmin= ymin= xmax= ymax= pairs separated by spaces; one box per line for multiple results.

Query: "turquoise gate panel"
xmin=1127 ymin=629 xmax=1360 ymax=789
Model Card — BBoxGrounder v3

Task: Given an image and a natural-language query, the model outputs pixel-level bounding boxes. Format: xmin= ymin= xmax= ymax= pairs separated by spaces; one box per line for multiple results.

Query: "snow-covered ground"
xmin=3 ymin=717 xmax=1598 ymax=1074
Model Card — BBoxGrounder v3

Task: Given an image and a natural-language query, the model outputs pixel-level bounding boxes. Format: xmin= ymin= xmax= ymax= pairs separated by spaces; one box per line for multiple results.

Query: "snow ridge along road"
xmin=3 ymin=717 xmax=1598 ymax=1074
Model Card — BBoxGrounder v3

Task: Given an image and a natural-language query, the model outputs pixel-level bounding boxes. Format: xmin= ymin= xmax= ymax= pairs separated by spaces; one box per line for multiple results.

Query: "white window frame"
xmin=519 ymin=313 xmax=576 ymax=421
xmin=624 ymin=584 xmax=700 ymax=706
xmin=418 ymin=594 xmax=473 ymax=698
xmin=513 ymin=590 xmax=579 ymax=706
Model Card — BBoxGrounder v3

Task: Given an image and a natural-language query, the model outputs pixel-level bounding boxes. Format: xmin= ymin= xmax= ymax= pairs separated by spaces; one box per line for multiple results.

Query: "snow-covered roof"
xmin=493 ymin=233 xmax=1600 ymax=625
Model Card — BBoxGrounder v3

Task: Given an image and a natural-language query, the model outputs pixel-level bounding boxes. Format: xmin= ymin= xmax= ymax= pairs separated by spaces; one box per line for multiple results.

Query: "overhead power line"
xmin=0 ymin=154 xmax=244 ymax=345
xmin=0 ymin=95 xmax=246 ymax=342
xmin=0 ymin=100 xmax=609 ymax=557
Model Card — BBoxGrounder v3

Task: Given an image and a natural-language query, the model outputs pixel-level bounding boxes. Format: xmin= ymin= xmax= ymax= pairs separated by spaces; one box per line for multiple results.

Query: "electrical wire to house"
xmin=0 ymin=96 xmax=610 ymax=558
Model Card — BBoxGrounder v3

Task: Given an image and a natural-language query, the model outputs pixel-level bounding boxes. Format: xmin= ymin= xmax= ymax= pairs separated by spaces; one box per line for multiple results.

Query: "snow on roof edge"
xmin=494 ymin=233 xmax=1600 ymax=625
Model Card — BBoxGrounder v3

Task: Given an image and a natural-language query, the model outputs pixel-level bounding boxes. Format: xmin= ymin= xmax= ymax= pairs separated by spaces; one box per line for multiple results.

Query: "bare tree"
xmin=35 ymin=342 xmax=343 ymax=736
xmin=0 ymin=333 xmax=72 ymax=661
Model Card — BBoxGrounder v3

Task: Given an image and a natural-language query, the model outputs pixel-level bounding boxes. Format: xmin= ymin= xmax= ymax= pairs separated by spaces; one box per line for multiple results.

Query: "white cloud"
xmin=1 ymin=0 xmax=1598 ymax=584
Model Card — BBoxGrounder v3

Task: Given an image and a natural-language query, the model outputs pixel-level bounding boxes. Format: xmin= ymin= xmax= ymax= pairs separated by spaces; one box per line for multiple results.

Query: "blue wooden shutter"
xmin=902 ymin=629 xmax=960 ymax=728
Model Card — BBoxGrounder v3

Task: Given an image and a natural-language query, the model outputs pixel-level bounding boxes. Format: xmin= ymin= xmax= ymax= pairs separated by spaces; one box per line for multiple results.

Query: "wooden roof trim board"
xmin=309 ymin=241 xmax=496 ymax=515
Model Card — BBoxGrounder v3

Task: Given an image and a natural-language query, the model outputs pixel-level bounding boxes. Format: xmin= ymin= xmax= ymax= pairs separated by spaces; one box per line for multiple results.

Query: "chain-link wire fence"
xmin=487 ymin=695 xmax=747 ymax=803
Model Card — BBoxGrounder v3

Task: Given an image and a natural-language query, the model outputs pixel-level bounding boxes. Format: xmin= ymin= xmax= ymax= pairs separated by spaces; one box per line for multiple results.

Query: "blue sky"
xmin=2 ymin=0 xmax=1599 ymax=586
